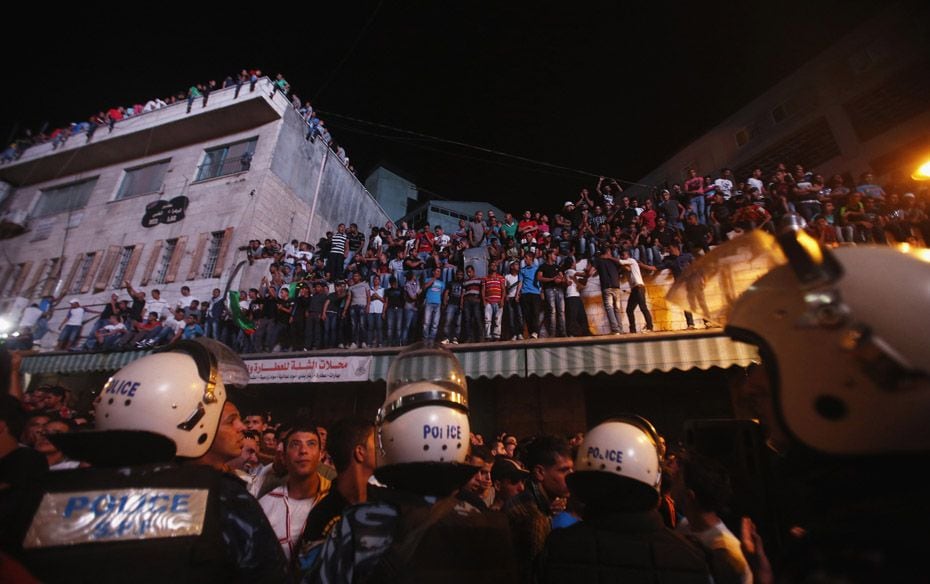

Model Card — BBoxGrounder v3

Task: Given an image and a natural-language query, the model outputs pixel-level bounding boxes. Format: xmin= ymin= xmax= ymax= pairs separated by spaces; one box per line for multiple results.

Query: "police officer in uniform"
xmin=18 ymin=339 xmax=287 ymax=583
xmin=536 ymin=416 xmax=710 ymax=583
xmin=311 ymin=343 xmax=518 ymax=584
xmin=670 ymin=218 xmax=930 ymax=581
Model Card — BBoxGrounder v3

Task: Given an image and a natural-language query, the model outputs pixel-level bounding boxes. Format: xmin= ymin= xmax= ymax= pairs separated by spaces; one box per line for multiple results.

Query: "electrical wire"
xmin=313 ymin=0 xmax=386 ymax=102
xmin=327 ymin=118 xmax=584 ymax=181
xmin=318 ymin=109 xmax=658 ymax=189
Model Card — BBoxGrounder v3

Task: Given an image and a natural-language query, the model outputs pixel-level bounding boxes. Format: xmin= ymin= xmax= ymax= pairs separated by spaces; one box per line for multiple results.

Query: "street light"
xmin=912 ymin=159 xmax=930 ymax=181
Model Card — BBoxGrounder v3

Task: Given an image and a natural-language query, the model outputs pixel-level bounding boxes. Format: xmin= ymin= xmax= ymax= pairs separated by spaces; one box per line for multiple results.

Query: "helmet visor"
xmin=666 ymin=230 xmax=786 ymax=325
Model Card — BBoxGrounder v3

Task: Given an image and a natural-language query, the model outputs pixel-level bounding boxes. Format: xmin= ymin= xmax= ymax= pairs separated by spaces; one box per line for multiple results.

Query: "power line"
xmin=313 ymin=0 xmax=386 ymax=102
xmin=317 ymin=108 xmax=658 ymax=189
xmin=326 ymin=118 xmax=583 ymax=181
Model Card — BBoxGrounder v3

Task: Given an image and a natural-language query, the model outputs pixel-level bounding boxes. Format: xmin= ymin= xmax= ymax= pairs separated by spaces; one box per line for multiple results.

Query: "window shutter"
xmin=212 ymin=227 xmax=235 ymax=278
xmin=187 ymin=233 xmax=210 ymax=280
xmin=141 ymin=240 xmax=163 ymax=286
xmin=26 ymin=260 xmax=46 ymax=297
xmin=80 ymin=251 xmax=104 ymax=293
xmin=165 ymin=236 xmax=188 ymax=284
xmin=10 ymin=262 xmax=33 ymax=297
xmin=62 ymin=256 xmax=82 ymax=294
xmin=123 ymin=245 xmax=144 ymax=285
xmin=41 ymin=257 xmax=65 ymax=297
xmin=94 ymin=246 xmax=122 ymax=291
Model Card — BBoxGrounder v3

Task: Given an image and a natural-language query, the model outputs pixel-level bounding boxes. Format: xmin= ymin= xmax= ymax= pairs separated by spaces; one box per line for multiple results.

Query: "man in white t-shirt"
xmin=563 ymin=257 xmax=590 ymax=337
xmin=176 ymin=285 xmax=195 ymax=311
xmin=259 ymin=424 xmax=331 ymax=561
xmin=746 ymin=168 xmax=765 ymax=199
xmin=617 ymin=250 xmax=657 ymax=333
xmin=367 ymin=274 xmax=385 ymax=348
xmin=434 ymin=225 xmax=451 ymax=252
xmin=143 ymin=288 xmax=168 ymax=318
xmin=504 ymin=261 xmax=524 ymax=340
xmin=714 ymin=168 xmax=735 ymax=200
xmin=57 ymin=299 xmax=85 ymax=350
xmin=674 ymin=451 xmax=753 ymax=584
xmin=95 ymin=315 xmax=128 ymax=350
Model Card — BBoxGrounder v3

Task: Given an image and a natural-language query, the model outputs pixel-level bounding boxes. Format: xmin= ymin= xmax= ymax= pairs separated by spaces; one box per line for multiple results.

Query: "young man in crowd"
xmin=482 ymin=261 xmax=506 ymax=341
xmin=461 ymin=265 xmax=484 ymax=343
xmin=422 ymin=268 xmax=445 ymax=342
xmin=259 ymin=422 xmax=331 ymax=561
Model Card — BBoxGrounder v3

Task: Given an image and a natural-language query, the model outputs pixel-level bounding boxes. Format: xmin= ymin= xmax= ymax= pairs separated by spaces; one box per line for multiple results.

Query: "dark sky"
xmin=4 ymin=1 xmax=882 ymax=210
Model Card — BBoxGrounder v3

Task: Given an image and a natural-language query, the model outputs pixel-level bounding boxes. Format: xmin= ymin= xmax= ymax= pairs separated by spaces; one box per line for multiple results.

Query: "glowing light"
xmin=0 ymin=317 xmax=12 ymax=334
xmin=912 ymin=159 xmax=930 ymax=181
xmin=795 ymin=229 xmax=824 ymax=265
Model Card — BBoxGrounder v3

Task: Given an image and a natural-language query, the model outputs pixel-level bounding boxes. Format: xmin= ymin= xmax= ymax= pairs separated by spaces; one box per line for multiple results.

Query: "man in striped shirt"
xmin=327 ymin=224 xmax=349 ymax=280
xmin=482 ymin=261 xmax=506 ymax=341
xmin=462 ymin=265 xmax=484 ymax=343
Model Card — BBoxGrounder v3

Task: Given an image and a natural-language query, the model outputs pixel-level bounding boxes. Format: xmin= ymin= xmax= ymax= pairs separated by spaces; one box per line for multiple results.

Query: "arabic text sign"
xmin=24 ymin=488 xmax=208 ymax=548
xmin=246 ymin=355 xmax=372 ymax=383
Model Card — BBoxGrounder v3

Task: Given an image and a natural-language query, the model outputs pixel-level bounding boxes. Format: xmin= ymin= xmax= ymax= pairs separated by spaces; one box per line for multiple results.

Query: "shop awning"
xmin=21 ymin=332 xmax=757 ymax=382
xmin=21 ymin=349 xmax=153 ymax=375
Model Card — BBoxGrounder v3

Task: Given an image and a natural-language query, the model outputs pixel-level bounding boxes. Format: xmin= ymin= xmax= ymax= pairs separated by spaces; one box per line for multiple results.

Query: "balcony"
xmin=0 ymin=78 xmax=288 ymax=187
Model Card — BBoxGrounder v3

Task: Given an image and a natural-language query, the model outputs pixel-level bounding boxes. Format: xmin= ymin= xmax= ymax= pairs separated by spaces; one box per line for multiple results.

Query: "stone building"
xmin=0 ymin=76 xmax=390 ymax=338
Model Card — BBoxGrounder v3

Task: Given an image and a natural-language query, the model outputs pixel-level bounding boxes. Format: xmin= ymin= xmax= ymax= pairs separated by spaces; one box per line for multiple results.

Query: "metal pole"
xmin=305 ymin=145 xmax=329 ymax=244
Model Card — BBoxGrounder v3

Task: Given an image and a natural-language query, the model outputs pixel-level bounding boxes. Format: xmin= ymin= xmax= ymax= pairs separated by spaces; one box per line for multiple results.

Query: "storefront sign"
xmin=246 ymin=355 xmax=371 ymax=383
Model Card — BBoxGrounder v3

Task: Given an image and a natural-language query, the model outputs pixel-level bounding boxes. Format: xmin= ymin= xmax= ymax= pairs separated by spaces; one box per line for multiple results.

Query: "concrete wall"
xmin=269 ymin=107 xmax=391 ymax=245
xmin=364 ymin=166 xmax=417 ymax=222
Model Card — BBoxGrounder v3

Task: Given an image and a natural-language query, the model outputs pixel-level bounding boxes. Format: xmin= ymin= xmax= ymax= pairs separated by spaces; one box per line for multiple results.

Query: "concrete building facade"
xmin=626 ymin=4 xmax=930 ymax=199
xmin=0 ymin=77 xmax=390 ymax=338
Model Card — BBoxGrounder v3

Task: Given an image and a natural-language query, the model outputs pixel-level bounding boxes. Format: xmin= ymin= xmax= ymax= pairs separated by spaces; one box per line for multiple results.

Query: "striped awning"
xmin=368 ymin=347 xmax=527 ymax=382
xmin=20 ymin=350 xmax=153 ymax=375
xmin=21 ymin=333 xmax=757 ymax=381
xmin=524 ymin=335 xmax=759 ymax=377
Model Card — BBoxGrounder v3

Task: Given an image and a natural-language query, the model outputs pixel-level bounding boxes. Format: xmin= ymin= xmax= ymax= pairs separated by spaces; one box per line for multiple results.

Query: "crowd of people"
xmin=14 ymin=160 xmax=926 ymax=355
xmin=0 ymin=345 xmax=764 ymax=584
xmin=1 ymin=69 xmax=354 ymax=172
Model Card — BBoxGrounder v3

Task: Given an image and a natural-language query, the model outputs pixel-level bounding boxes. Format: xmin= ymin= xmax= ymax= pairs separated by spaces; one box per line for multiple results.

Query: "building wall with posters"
xmin=626 ymin=4 xmax=930 ymax=199
xmin=0 ymin=77 xmax=389 ymax=336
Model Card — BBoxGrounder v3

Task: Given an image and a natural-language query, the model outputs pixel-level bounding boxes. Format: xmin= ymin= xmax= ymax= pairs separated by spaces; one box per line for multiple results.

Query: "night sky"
xmin=4 ymin=1 xmax=882 ymax=211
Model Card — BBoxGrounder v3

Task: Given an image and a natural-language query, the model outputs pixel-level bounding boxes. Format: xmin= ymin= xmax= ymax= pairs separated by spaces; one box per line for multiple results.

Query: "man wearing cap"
xmin=491 ymin=458 xmax=529 ymax=510
xmin=56 ymin=299 xmax=85 ymax=350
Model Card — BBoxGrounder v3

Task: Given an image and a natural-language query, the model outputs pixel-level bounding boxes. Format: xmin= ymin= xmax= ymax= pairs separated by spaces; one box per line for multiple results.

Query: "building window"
xmin=116 ymin=160 xmax=170 ymax=200
xmin=31 ymin=178 xmax=98 ymax=218
xmin=195 ymin=137 xmax=257 ymax=181
xmin=70 ymin=253 xmax=96 ymax=294
xmin=153 ymin=239 xmax=177 ymax=285
xmin=40 ymin=257 xmax=62 ymax=297
xmin=201 ymin=231 xmax=226 ymax=278
xmin=111 ymin=246 xmax=136 ymax=289
xmin=3 ymin=264 xmax=23 ymax=297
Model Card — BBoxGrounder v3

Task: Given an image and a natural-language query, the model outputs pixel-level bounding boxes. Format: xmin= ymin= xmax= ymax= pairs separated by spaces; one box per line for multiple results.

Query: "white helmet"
xmin=571 ymin=416 xmax=662 ymax=493
xmin=726 ymin=240 xmax=930 ymax=455
xmin=92 ymin=340 xmax=231 ymax=458
xmin=376 ymin=343 xmax=469 ymax=467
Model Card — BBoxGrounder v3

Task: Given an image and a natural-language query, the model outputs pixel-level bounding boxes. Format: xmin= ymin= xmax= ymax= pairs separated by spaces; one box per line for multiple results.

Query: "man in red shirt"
xmin=414 ymin=225 xmax=435 ymax=263
xmin=518 ymin=210 xmax=538 ymax=250
xmin=482 ymin=261 xmax=506 ymax=341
